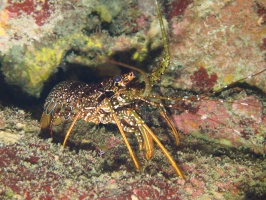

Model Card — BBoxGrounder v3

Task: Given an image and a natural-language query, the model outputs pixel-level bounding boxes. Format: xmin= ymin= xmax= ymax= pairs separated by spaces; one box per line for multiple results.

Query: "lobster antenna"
xmin=150 ymin=0 xmax=170 ymax=84
xmin=109 ymin=0 xmax=169 ymax=96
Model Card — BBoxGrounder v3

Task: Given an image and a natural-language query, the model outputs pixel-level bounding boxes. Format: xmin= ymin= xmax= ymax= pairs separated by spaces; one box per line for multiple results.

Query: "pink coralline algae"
xmin=232 ymin=96 xmax=263 ymax=123
xmin=172 ymin=100 xmax=231 ymax=135
xmin=190 ymin=66 xmax=218 ymax=92
xmin=105 ymin=136 xmax=121 ymax=150
xmin=6 ymin=0 xmax=54 ymax=26
xmin=167 ymin=0 xmax=192 ymax=19
xmin=164 ymin=0 xmax=266 ymax=94
xmin=172 ymin=95 xmax=266 ymax=154
xmin=0 ymin=104 xmax=265 ymax=199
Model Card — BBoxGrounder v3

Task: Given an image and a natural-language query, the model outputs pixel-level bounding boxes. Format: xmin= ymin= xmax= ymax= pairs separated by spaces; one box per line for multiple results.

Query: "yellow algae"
xmin=2 ymin=31 xmax=106 ymax=97
xmin=132 ymin=51 xmax=139 ymax=60
xmin=94 ymin=5 xmax=112 ymax=23
xmin=0 ymin=27 xmax=5 ymax=36
xmin=86 ymin=37 xmax=102 ymax=48
xmin=25 ymin=41 xmax=67 ymax=88
xmin=223 ymin=74 xmax=234 ymax=84
xmin=107 ymin=49 xmax=113 ymax=57
xmin=218 ymin=139 xmax=233 ymax=147
xmin=21 ymin=32 xmax=105 ymax=96
xmin=0 ymin=9 xmax=8 ymax=36
xmin=132 ymin=47 xmax=147 ymax=62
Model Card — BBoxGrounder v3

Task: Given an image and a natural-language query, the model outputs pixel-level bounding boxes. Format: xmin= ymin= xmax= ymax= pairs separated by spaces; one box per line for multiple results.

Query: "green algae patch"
xmin=94 ymin=5 xmax=113 ymax=23
xmin=1 ymin=33 xmax=101 ymax=97
xmin=1 ymin=42 xmax=67 ymax=97
xmin=25 ymin=45 xmax=65 ymax=90
xmin=20 ymin=39 xmax=68 ymax=97
xmin=93 ymin=1 xmax=123 ymax=24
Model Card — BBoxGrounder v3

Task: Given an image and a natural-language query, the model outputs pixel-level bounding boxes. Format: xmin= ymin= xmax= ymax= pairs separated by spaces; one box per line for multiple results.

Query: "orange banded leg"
xmin=117 ymin=109 xmax=154 ymax=161
xmin=107 ymin=100 xmax=141 ymax=170
xmin=40 ymin=112 xmax=51 ymax=132
xmin=129 ymin=109 xmax=185 ymax=179
xmin=62 ymin=111 xmax=81 ymax=147
xmin=137 ymin=97 xmax=181 ymax=146
xmin=159 ymin=109 xmax=180 ymax=145
xmin=40 ymin=112 xmax=62 ymax=136
xmin=48 ymin=112 xmax=63 ymax=136
xmin=62 ymin=103 xmax=108 ymax=148
xmin=138 ymin=125 xmax=154 ymax=160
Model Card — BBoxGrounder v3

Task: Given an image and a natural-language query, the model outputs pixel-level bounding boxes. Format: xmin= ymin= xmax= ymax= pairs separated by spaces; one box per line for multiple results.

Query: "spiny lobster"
xmin=40 ymin=0 xmax=266 ymax=179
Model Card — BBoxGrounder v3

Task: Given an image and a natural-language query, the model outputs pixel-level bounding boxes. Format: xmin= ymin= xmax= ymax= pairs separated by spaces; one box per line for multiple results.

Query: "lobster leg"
xmin=48 ymin=112 xmax=64 ymax=136
xmin=40 ymin=112 xmax=61 ymax=136
xmin=136 ymin=97 xmax=181 ymax=146
xmin=62 ymin=111 xmax=81 ymax=147
xmin=159 ymin=108 xmax=180 ymax=145
xmin=128 ymin=109 xmax=185 ymax=179
xmin=40 ymin=112 xmax=51 ymax=131
xmin=137 ymin=125 xmax=154 ymax=160
xmin=118 ymin=109 xmax=154 ymax=160
xmin=106 ymin=99 xmax=141 ymax=170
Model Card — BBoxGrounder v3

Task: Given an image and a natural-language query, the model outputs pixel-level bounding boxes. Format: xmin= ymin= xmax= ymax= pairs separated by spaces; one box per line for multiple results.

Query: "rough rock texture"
xmin=0 ymin=107 xmax=265 ymax=199
xmin=0 ymin=0 xmax=265 ymax=94
xmin=0 ymin=0 xmax=149 ymax=97
xmin=162 ymin=0 xmax=266 ymax=93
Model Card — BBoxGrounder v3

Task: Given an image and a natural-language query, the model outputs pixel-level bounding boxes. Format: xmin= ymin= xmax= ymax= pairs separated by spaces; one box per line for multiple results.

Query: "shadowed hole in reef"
xmin=0 ymin=53 xmax=131 ymax=118
xmin=0 ymin=44 xmax=161 ymax=113
xmin=0 ymin=64 xmax=104 ymax=119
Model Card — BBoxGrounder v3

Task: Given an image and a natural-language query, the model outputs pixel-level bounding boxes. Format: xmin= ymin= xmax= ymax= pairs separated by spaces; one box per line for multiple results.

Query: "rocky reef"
xmin=0 ymin=0 xmax=265 ymax=199
xmin=0 ymin=106 xmax=265 ymax=199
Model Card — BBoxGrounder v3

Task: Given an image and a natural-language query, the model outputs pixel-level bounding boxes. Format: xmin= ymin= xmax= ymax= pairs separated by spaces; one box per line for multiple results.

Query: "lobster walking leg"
xmin=62 ymin=111 xmax=81 ymax=147
xmin=137 ymin=125 xmax=154 ymax=160
xmin=128 ymin=109 xmax=185 ymax=179
xmin=136 ymin=97 xmax=181 ymax=146
xmin=107 ymin=99 xmax=141 ymax=170
xmin=159 ymin=109 xmax=180 ymax=145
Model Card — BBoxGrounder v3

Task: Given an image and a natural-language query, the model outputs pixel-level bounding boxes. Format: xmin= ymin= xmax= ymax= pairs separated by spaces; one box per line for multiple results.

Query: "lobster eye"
xmin=113 ymin=75 xmax=121 ymax=83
